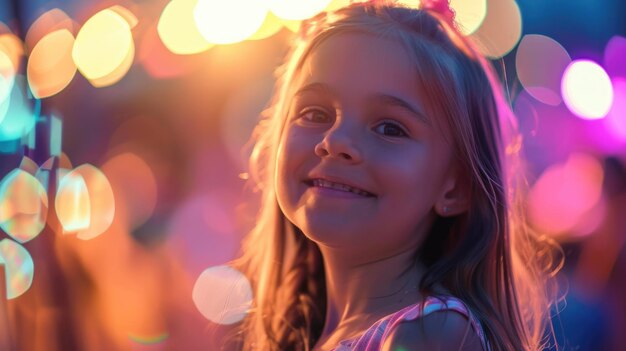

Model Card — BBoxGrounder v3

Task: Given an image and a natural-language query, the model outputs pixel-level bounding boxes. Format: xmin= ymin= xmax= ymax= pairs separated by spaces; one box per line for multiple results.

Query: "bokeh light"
xmin=56 ymin=170 xmax=90 ymax=233
xmin=562 ymin=60 xmax=614 ymax=120
xmin=469 ymin=0 xmax=522 ymax=58
xmin=516 ymin=34 xmax=571 ymax=106
xmin=268 ymin=0 xmax=332 ymax=21
xmin=193 ymin=0 xmax=267 ymax=44
xmin=450 ymin=0 xmax=487 ymax=35
xmin=604 ymin=35 xmax=626 ymax=79
xmin=27 ymin=29 xmax=77 ymax=98
xmin=0 ymin=76 xmax=38 ymax=142
xmin=108 ymin=5 xmax=139 ymax=29
xmin=72 ymin=8 xmax=135 ymax=87
xmin=192 ymin=265 xmax=252 ymax=325
xmin=101 ymin=152 xmax=157 ymax=230
xmin=24 ymin=8 xmax=75 ymax=53
xmin=247 ymin=11 xmax=284 ymax=41
xmin=0 ymin=169 xmax=48 ymax=243
xmin=528 ymin=153 xmax=605 ymax=238
xmin=0 ymin=239 xmax=34 ymax=299
xmin=56 ymin=164 xmax=115 ymax=240
xmin=0 ymin=33 xmax=24 ymax=74
xmin=158 ymin=0 xmax=213 ymax=55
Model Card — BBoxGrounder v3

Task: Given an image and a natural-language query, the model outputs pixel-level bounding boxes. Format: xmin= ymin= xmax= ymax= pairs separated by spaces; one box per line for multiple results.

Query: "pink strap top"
xmin=332 ymin=295 xmax=490 ymax=351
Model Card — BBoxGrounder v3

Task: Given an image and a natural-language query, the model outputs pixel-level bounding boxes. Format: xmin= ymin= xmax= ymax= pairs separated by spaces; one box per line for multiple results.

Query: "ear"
xmin=434 ymin=166 xmax=470 ymax=217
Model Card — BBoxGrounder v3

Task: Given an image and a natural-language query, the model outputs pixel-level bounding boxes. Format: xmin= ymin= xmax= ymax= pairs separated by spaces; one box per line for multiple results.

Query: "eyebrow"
xmin=370 ymin=93 xmax=430 ymax=125
xmin=293 ymin=82 xmax=333 ymax=97
xmin=293 ymin=82 xmax=430 ymax=124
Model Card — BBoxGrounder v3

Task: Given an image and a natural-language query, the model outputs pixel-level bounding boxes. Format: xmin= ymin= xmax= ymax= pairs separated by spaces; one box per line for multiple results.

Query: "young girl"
xmin=231 ymin=1 xmax=561 ymax=350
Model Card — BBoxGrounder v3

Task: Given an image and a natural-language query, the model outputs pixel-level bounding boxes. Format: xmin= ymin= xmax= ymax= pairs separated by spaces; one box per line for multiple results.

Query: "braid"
xmin=268 ymin=224 xmax=325 ymax=350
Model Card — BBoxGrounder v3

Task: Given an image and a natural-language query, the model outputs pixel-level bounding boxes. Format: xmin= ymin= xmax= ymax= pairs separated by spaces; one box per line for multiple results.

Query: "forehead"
xmin=295 ymin=32 xmax=419 ymax=101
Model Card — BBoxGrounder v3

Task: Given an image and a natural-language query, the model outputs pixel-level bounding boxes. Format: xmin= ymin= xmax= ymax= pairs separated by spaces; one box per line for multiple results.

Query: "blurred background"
xmin=0 ymin=0 xmax=624 ymax=350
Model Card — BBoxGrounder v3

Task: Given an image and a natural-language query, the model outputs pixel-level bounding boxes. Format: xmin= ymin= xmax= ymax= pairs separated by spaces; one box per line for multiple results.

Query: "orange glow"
xmin=0 ymin=169 xmax=48 ymax=243
xmin=193 ymin=0 xmax=267 ymax=44
xmin=158 ymin=0 xmax=213 ymax=55
xmin=25 ymin=8 xmax=75 ymax=53
xmin=469 ymin=0 xmax=522 ymax=58
xmin=101 ymin=152 xmax=157 ymax=230
xmin=72 ymin=8 xmax=135 ymax=87
xmin=268 ymin=0 xmax=332 ymax=20
xmin=27 ymin=29 xmax=77 ymax=98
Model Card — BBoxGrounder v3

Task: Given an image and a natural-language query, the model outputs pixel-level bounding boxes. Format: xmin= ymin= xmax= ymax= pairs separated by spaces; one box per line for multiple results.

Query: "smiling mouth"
xmin=305 ymin=179 xmax=376 ymax=197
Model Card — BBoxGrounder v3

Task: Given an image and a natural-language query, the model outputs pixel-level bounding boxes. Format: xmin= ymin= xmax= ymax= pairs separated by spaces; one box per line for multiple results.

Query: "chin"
xmin=298 ymin=219 xmax=369 ymax=247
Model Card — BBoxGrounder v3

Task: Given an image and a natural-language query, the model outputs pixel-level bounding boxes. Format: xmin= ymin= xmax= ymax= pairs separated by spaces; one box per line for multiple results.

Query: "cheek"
xmin=373 ymin=152 xmax=442 ymax=216
xmin=275 ymin=138 xmax=293 ymax=208
xmin=274 ymin=130 xmax=310 ymax=208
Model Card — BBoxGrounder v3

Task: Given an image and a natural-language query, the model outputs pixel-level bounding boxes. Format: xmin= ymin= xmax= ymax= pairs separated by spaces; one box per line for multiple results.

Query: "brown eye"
xmin=374 ymin=121 xmax=408 ymax=137
xmin=300 ymin=107 xmax=331 ymax=123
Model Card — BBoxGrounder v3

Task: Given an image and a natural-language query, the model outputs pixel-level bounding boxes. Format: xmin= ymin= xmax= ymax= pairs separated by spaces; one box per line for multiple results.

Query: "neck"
xmin=316 ymin=244 xmax=426 ymax=346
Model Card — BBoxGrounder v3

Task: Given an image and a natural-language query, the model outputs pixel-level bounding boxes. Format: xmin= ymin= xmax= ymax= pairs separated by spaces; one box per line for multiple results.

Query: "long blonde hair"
xmin=232 ymin=2 xmax=562 ymax=350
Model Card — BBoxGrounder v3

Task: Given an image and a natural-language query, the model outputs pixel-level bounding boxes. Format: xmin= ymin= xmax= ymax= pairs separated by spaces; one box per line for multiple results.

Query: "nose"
xmin=314 ymin=122 xmax=363 ymax=163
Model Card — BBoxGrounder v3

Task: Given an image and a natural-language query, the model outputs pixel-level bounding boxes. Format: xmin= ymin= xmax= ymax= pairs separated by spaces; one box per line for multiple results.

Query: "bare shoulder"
xmin=381 ymin=310 xmax=485 ymax=351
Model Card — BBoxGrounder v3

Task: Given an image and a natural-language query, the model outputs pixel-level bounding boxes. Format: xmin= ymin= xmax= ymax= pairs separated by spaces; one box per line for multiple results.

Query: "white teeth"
xmin=312 ymin=179 xmax=371 ymax=196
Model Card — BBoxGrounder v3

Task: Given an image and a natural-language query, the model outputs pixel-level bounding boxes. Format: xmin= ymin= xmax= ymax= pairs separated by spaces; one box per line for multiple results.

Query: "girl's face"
xmin=275 ymin=33 xmax=460 ymax=260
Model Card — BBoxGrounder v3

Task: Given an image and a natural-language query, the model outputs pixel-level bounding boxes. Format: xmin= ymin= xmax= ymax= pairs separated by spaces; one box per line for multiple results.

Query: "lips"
xmin=305 ymin=177 xmax=376 ymax=197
